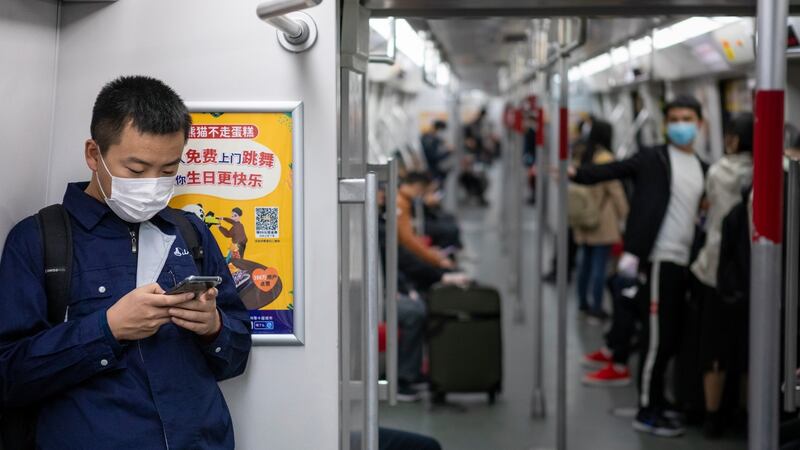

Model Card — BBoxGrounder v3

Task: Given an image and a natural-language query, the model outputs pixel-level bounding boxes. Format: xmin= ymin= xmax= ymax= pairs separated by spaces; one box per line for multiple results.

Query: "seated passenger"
xmin=379 ymin=188 xmax=469 ymax=403
xmin=458 ymin=155 xmax=489 ymax=206
xmin=572 ymin=95 xmax=709 ymax=438
xmin=398 ymin=173 xmax=455 ymax=270
xmin=423 ymin=181 xmax=463 ymax=251
xmin=689 ymin=113 xmax=753 ymax=438
xmin=421 ymin=120 xmax=452 ymax=184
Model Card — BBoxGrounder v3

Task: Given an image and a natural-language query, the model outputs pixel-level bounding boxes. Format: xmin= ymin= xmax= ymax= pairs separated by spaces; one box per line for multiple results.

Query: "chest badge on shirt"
xmin=174 ymin=247 xmax=191 ymax=257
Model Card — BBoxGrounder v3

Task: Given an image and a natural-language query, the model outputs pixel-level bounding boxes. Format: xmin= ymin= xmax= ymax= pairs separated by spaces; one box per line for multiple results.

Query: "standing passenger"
xmin=690 ymin=113 xmax=753 ymax=438
xmin=0 ymin=76 xmax=252 ymax=449
xmin=570 ymin=95 xmax=708 ymax=437
xmin=572 ymin=120 xmax=629 ymax=322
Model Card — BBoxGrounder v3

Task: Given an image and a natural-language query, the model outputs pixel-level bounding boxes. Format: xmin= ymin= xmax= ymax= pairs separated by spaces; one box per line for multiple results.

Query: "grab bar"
xmin=256 ymin=0 xmax=321 ymax=52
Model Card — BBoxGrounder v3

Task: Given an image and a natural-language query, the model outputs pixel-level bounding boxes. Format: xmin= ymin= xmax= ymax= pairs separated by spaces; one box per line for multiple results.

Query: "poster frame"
xmin=185 ymin=101 xmax=305 ymax=346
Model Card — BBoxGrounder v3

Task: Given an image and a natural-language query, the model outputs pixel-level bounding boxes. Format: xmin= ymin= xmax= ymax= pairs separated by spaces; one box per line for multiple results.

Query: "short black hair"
xmin=232 ymin=207 xmax=243 ymax=216
xmin=91 ymin=75 xmax=191 ymax=153
xmin=724 ymin=113 xmax=754 ymax=153
xmin=433 ymin=120 xmax=447 ymax=131
xmin=400 ymin=171 xmax=431 ymax=186
xmin=664 ymin=95 xmax=703 ymax=121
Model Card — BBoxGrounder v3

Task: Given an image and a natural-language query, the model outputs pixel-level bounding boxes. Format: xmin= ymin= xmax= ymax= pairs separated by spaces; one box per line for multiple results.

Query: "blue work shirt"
xmin=0 ymin=182 xmax=252 ymax=449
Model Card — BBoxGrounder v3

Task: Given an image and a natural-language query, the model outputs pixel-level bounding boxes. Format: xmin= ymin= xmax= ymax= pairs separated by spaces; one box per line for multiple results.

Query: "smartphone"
xmin=165 ymin=275 xmax=222 ymax=295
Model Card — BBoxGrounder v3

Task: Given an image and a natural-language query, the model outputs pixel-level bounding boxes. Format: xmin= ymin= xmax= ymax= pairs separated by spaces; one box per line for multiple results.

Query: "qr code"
xmin=255 ymin=207 xmax=279 ymax=238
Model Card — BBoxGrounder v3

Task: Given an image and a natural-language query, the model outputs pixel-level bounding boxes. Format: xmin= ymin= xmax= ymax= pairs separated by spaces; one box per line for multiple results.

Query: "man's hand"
xmin=168 ymin=287 xmax=221 ymax=338
xmin=106 ymin=283 xmax=195 ymax=341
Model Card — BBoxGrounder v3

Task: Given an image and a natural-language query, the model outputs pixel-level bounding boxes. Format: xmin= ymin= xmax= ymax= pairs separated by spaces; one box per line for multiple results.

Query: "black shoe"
xmin=397 ymin=384 xmax=421 ymax=403
xmin=633 ymin=410 xmax=685 ymax=438
xmin=543 ymin=272 xmax=557 ymax=284
xmin=590 ymin=310 xmax=610 ymax=321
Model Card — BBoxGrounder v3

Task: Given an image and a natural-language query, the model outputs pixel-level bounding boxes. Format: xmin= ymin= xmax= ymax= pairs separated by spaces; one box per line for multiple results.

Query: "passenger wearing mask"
xmin=689 ymin=113 xmax=753 ymax=438
xmin=571 ymin=95 xmax=708 ymax=437
xmin=572 ymin=120 xmax=629 ymax=322
xmin=421 ymin=120 xmax=452 ymax=183
xmin=398 ymin=173 xmax=455 ymax=271
xmin=0 ymin=76 xmax=251 ymax=449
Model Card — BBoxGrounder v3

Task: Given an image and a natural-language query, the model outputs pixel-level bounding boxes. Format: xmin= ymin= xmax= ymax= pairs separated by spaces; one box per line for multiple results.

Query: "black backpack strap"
xmin=36 ymin=204 xmax=73 ymax=325
xmin=165 ymin=208 xmax=205 ymax=273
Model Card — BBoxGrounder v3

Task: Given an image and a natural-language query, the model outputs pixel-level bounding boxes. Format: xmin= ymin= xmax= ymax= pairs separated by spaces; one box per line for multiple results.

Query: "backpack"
xmin=567 ymin=184 xmax=602 ymax=230
xmin=0 ymin=205 xmax=203 ymax=450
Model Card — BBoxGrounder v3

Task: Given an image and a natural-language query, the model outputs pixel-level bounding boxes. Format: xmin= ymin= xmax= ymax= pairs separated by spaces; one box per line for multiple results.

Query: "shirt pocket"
xmin=69 ymin=269 xmax=126 ymax=321
xmin=157 ymin=259 xmax=201 ymax=293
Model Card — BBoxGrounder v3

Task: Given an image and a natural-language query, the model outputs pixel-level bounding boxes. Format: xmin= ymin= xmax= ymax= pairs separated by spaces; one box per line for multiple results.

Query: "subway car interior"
xmin=3 ymin=0 xmax=800 ymax=449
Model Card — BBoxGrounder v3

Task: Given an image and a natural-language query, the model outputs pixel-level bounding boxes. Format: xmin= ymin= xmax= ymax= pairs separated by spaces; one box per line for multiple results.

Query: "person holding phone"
xmin=0 ymin=76 xmax=252 ymax=449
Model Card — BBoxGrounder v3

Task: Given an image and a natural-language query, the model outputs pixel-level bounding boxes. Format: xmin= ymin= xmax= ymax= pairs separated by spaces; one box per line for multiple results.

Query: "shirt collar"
xmin=62 ymin=181 xmax=180 ymax=230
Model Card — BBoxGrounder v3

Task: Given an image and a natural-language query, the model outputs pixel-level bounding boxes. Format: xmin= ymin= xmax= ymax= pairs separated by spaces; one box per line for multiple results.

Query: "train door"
xmin=339 ymin=1 xmax=381 ymax=448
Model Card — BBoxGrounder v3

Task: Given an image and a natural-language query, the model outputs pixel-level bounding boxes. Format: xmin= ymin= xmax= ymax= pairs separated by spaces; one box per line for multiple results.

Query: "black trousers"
xmin=605 ymin=273 xmax=644 ymax=365
xmin=637 ymin=261 xmax=689 ymax=412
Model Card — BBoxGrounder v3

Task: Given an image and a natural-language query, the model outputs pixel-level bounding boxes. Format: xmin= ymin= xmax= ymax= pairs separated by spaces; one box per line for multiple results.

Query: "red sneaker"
xmin=582 ymin=349 xmax=612 ymax=368
xmin=583 ymin=363 xmax=631 ymax=387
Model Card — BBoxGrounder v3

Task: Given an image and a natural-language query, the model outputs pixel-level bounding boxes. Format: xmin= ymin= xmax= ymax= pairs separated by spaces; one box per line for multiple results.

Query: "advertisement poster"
xmin=170 ymin=103 xmax=304 ymax=344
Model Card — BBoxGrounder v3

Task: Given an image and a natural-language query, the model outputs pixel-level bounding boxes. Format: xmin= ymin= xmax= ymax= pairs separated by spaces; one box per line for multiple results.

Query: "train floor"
xmin=379 ymin=163 xmax=747 ymax=450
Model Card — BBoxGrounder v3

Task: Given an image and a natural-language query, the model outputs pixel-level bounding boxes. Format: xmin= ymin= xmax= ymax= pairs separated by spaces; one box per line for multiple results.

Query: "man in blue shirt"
xmin=0 ymin=76 xmax=252 ymax=449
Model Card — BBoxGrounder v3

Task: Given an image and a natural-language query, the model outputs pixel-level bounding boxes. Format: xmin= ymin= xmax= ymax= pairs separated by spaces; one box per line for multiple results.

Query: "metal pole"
xmin=364 ymin=173 xmax=379 ymax=450
xmin=386 ymin=159 xmax=399 ymax=406
xmin=750 ymin=0 xmax=789 ymax=448
xmin=503 ymin=117 xmax=514 ymax=252
xmin=556 ymin=55 xmax=569 ymax=450
xmin=514 ymin=112 xmax=526 ymax=324
xmin=784 ymin=160 xmax=800 ymax=412
xmin=531 ymin=101 xmax=548 ymax=418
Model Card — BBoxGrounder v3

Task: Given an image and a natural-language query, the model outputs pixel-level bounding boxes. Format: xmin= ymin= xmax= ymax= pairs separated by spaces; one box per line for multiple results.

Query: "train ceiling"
xmin=365 ymin=0 xmax=800 ymax=17
xmin=424 ymin=17 xmax=665 ymax=92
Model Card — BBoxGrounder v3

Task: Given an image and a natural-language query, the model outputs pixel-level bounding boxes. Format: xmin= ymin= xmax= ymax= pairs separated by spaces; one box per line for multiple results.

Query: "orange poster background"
xmin=170 ymin=112 xmax=294 ymax=314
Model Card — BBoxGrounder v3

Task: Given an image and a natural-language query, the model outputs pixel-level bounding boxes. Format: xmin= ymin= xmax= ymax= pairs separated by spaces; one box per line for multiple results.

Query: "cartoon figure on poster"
xmin=170 ymin=112 xmax=295 ymax=335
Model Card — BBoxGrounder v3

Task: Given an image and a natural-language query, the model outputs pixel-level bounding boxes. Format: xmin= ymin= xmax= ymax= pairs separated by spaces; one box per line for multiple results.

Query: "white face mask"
xmin=96 ymin=152 xmax=175 ymax=223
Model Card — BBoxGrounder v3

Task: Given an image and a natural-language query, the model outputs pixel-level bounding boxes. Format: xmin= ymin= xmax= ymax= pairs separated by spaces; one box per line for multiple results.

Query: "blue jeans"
xmin=577 ymin=244 xmax=612 ymax=313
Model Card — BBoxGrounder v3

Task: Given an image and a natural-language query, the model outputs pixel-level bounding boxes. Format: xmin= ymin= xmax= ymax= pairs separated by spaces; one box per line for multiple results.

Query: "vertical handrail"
xmin=386 ymin=159 xmax=399 ymax=406
xmin=531 ymin=101 xmax=548 ymax=418
xmin=364 ymin=172 xmax=379 ymax=450
xmin=750 ymin=0 xmax=789 ymax=448
xmin=785 ymin=160 xmax=800 ymax=412
xmin=555 ymin=53 xmax=569 ymax=450
xmin=512 ymin=120 xmax=526 ymax=323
